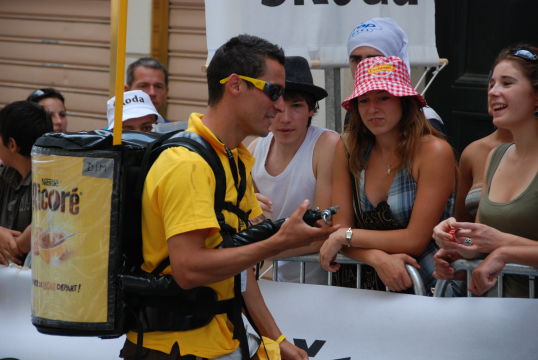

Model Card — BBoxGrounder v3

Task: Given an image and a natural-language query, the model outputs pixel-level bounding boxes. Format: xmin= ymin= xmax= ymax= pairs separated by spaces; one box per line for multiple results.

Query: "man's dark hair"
xmin=206 ymin=35 xmax=285 ymax=105
xmin=27 ymin=88 xmax=65 ymax=104
xmin=126 ymin=57 xmax=169 ymax=86
xmin=0 ymin=101 xmax=53 ymax=157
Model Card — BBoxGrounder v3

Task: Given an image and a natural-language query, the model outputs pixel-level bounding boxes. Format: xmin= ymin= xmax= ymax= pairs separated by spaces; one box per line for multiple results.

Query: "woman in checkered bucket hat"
xmin=342 ymin=56 xmax=426 ymax=111
xmin=345 ymin=17 xmax=445 ymax=134
xmin=320 ymin=56 xmax=457 ymax=295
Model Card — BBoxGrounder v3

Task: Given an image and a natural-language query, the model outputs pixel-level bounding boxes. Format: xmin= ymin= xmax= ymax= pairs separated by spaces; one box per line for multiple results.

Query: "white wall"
xmin=125 ymin=1 xmax=153 ymax=70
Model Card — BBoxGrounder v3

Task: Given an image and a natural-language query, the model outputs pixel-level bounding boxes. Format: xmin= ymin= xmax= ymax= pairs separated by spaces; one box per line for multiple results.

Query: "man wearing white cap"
xmin=346 ymin=17 xmax=445 ymax=133
xmin=106 ymin=90 xmax=165 ymax=132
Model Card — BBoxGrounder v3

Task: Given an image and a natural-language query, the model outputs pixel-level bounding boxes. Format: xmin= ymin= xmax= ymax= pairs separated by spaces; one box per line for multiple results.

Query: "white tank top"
xmin=252 ymin=125 xmax=330 ymax=284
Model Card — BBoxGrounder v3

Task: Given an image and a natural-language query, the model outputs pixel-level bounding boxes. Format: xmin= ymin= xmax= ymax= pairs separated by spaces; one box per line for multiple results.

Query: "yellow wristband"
xmin=275 ymin=334 xmax=286 ymax=344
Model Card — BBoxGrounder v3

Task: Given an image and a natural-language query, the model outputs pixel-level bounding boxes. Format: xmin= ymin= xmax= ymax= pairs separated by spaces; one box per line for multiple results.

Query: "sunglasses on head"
xmin=27 ymin=89 xmax=47 ymax=102
xmin=219 ymin=74 xmax=284 ymax=101
xmin=511 ymin=49 xmax=538 ymax=62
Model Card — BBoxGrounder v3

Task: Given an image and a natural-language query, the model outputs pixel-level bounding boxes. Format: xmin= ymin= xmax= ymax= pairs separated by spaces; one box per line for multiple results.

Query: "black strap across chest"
xmin=150 ymin=131 xmax=250 ymax=269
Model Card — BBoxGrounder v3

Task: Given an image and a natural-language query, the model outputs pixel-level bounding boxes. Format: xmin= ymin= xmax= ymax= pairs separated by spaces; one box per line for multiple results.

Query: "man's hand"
xmin=274 ymin=200 xmax=339 ymax=252
xmin=0 ymin=226 xmax=22 ymax=265
xmin=280 ymin=340 xmax=309 ymax=360
xmin=250 ymin=192 xmax=271 ymax=225
xmin=255 ymin=193 xmax=273 ymax=214
xmin=15 ymin=225 xmax=32 ymax=258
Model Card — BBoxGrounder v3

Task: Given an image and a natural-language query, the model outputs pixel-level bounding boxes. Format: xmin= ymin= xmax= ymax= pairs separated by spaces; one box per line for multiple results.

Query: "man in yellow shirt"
xmin=121 ymin=35 xmax=337 ymax=360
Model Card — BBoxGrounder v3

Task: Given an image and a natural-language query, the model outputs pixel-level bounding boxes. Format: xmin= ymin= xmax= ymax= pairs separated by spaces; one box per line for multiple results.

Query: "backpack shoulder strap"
xmin=149 ymin=131 xmax=229 ymax=276
xmin=160 ymin=131 xmax=226 ymax=214
xmin=148 ymin=131 xmax=226 ymax=276
xmin=161 ymin=131 xmax=246 ymax=248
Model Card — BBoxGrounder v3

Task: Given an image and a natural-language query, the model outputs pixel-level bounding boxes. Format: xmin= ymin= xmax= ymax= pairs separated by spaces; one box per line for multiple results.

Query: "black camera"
xmin=230 ymin=205 xmax=339 ymax=247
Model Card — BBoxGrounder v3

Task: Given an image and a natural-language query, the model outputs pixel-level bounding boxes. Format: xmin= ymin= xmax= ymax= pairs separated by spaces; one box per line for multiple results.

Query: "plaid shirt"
xmin=358 ymin=167 xmax=454 ymax=228
xmin=355 ymin=160 xmax=455 ymax=293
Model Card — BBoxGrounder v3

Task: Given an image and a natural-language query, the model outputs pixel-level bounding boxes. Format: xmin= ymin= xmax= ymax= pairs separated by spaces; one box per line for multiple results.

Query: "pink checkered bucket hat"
xmin=342 ymin=56 xmax=426 ymax=112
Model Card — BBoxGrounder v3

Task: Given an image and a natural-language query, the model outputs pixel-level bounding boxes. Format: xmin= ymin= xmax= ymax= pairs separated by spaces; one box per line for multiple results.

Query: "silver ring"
xmin=463 ymin=237 xmax=473 ymax=246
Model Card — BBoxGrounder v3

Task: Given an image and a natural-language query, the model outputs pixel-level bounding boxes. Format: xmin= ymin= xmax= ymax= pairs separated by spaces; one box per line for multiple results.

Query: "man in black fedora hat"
xmin=250 ymin=56 xmax=339 ymax=284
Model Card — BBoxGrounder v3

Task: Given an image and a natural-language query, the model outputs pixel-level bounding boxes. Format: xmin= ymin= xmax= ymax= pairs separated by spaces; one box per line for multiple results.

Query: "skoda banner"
xmin=205 ymin=0 xmax=438 ymax=67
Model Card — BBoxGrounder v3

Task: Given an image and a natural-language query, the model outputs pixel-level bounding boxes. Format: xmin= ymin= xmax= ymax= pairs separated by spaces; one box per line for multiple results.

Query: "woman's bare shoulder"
xmin=418 ymin=134 xmax=454 ymax=156
xmin=460 ymin=134 xmax=501 ymax=163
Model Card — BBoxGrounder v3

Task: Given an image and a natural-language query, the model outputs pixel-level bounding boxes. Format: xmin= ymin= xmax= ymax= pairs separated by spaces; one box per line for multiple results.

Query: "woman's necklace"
xmin=374 ymin=144 xmax=397 ymax=176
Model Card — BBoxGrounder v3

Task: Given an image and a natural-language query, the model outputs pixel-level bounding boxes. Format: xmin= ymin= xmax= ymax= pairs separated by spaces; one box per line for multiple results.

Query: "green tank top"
xmin=478 ymin=143 xmax=538 ymax=297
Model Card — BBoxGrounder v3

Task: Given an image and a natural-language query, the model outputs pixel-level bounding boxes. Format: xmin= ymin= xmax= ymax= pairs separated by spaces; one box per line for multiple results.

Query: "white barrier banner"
xmin=3 ymin=266 xmax=538 ymax=359
xmin=0 ymin=266 xmax=124 ymax=359
xmin=205 ymin=0 xmax=439 ymax=67
xmin=258 ymin=280 xmax=538 ymax=359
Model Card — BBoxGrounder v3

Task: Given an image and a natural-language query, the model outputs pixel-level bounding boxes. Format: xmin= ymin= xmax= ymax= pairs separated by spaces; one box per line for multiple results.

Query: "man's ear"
xmin=223 ymin=74 xmax=242 ymax=96
xmin=7 ymin=137 xmax=19 ymax=153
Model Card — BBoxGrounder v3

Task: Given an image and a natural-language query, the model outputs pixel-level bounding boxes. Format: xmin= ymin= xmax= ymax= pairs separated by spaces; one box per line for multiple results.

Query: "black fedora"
xmin=284 ymin=56 xmax=328 ymax=101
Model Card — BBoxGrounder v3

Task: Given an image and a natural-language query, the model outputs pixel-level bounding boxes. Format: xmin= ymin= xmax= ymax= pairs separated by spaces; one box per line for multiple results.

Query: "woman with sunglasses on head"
xmin=27 ymin=88 xmax=68 ymax=132
xmin=437 ymin=121 xmax=513 ymax=297
xmin=432 ymin=44 xmax=538 ymax=297
xmin=319 ymin=56 xmax=456 ymax=295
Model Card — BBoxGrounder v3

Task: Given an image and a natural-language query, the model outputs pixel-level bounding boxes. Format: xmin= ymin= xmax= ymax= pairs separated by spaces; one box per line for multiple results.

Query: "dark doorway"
xmin=427 ymin=0 xmax=538 ymax=157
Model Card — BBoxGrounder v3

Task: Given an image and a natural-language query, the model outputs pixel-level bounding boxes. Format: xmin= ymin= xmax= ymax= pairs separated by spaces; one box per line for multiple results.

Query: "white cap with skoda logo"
xmin=347 ymin=17 xmax=411 ymax=75
xmin=106 ymin=90 xmax=165 ymax=130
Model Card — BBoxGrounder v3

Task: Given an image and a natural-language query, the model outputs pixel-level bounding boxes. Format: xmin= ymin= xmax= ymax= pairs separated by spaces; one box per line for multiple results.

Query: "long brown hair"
xmin=344 ymin=96 xmax=443 ymax=175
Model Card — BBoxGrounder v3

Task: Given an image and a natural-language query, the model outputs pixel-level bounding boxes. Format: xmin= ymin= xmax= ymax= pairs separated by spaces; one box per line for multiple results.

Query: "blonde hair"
xmin=344 ymin=96 xmax=443 ymax=175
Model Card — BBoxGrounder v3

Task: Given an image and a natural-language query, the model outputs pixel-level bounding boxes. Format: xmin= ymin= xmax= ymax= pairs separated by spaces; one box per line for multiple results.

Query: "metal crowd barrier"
xmin=268 ymin=253 xmax=427 ymax=296
xmin=433 ymin=259 xmax=538 ymax=298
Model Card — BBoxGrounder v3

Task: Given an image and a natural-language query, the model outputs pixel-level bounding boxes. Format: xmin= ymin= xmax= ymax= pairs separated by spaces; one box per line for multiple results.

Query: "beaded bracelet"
xmin=275 ymin=334 xmax=286 ymax=344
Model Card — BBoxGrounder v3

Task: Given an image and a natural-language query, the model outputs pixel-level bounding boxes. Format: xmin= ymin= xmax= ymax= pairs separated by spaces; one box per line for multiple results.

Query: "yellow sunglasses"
xmin=219 ymin=74 xmax=284 ymax=101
